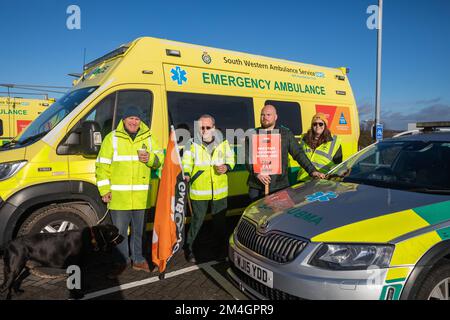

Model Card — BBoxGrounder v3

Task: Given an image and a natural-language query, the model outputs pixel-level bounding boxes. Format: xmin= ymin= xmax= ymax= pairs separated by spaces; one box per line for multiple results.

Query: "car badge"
xmin=258 ymin=216 xmax=269 ymax=230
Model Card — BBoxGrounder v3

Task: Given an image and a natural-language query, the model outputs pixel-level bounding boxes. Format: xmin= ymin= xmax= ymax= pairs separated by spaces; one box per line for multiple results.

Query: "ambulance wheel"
xmin=17 ymin=204 xmax=96 ymax=236
xmin=415 ymin=262 xmax=450 ymax=300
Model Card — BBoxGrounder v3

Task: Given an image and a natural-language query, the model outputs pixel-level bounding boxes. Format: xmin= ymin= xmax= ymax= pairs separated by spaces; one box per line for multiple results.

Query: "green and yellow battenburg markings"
xmin=310 ymin=200 xmax=450 ymax=300
xmin=312 ymin=200 xmax=450 ymax=244
xmin=379 ymin=268 xmax=410 ymax=300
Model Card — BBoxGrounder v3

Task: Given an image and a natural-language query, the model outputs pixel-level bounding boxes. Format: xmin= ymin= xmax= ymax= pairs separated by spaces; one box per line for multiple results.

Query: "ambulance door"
xmin=0 ymin=99 xmax=10 ymax=141
xmin=11 ymin=98 xmax=17 ymax=138
xmin=15 ymin=100 xmax=34 ymax=138
xmin=59 ymin=84 xmax=163 ymax=204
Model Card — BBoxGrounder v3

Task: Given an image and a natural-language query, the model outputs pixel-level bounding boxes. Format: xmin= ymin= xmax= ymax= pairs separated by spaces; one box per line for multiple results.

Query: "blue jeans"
xmin=110 ymin=210 xmax=146 ymax=264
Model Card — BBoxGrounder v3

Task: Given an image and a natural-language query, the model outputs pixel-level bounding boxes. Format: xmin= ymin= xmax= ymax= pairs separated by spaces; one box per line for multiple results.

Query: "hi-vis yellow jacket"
xmin=182 ymin=139 xmax=235 ymax=201
xmin=297 ymin=134 xmax=342 ymax=182
xmin=95 ymin=120 xmax=164 ymax=210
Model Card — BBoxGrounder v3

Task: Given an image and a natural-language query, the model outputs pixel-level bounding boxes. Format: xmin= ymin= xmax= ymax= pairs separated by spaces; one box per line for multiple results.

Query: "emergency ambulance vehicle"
xmin=228 ymin=122 xmax=450 ymax=300
xmin=0 ymin=96 xmax=54 ymax=146
xmin=0 ymin=37 xmax=359 ymax=247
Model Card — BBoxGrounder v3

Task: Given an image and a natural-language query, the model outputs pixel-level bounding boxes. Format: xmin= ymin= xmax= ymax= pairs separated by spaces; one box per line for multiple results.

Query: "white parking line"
xmin=82 ymin=261 xmax=218 ymax=300
xmin=201 ymin=263 xmax=248 ymax=300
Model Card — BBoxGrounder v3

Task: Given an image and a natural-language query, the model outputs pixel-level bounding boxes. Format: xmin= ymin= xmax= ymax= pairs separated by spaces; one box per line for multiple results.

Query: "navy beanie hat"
xmin=122 ymin=106 xmax=143 ymax=119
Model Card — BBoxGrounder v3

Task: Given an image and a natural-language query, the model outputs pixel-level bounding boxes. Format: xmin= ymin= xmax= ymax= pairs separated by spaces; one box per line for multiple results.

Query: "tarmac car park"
xmin=228 ymin=123 xmax=450 ymax=300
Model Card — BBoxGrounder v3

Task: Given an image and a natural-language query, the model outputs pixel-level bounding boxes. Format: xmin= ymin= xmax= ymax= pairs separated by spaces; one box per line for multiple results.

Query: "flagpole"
xmin=170 ymin=124 xmax=193 ymax=237
xmin=156 ymin=125 xmax=189 ymax=280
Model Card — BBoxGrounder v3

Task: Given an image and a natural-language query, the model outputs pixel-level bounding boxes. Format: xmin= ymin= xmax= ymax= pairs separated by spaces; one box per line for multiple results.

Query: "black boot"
xmin=184 ymin=249 xmax=196 ymax=263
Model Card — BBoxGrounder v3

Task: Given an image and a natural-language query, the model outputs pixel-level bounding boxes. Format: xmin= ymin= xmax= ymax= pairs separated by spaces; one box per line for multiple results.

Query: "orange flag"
xmin=152 ymin=126 xmax=187 ymax=274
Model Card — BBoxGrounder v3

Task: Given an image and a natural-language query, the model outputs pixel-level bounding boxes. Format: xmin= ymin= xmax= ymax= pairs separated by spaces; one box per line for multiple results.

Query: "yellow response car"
xmin=228 ymin=123 xmax=450 ymax=300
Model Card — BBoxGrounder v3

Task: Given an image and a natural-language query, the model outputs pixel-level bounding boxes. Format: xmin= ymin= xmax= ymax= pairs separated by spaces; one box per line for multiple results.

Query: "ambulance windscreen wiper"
xmin=326 ymin=168 xmax=351 ymax=181
xmin=0 ymin=138 xmax=22 ymax=149
xmin=17 ymin=130 xmax=51 ymax=146
xmin=1 ymin=140 xmax=17 ymax=148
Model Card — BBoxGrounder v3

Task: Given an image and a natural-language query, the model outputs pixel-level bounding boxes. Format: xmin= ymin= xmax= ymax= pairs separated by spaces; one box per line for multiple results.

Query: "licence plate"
xmin=234 ymin=252 xmax=273 ymax=288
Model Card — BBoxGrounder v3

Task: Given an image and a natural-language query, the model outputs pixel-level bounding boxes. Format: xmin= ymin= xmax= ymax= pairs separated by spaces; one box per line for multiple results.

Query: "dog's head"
xmin=90 ymin=224 xmax=124 ymax=252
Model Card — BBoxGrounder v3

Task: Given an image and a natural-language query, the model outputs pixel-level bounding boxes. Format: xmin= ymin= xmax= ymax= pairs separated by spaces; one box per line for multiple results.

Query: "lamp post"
xmin=373 ymin=0 xmax=383 ymax=142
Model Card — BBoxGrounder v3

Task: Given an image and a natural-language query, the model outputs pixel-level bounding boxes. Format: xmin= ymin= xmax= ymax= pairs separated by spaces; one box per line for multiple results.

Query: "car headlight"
xmin=309 ymin=243 xmax=394 ymax=270
xmin=0 ymin=161 xmax=27 ymax=181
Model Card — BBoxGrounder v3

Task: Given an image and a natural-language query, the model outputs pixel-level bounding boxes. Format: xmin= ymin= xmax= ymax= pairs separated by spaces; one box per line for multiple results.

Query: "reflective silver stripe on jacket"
xmin=190 ymin=187 xmax=228 ymax=196
xmin=113 ymin=155 xmax=140 ymax=161
xmin=314 ymin=135 xmax=338 ymax=160
xmin=96 ymin=157 xmax=112 ymax=165
xmin=112 ymin=131 xmax=118 ymax=158
xmin=97 ymin=179 xmax=110 ymax=187
xmin=111 ymin=130 xmax=145 ymax=162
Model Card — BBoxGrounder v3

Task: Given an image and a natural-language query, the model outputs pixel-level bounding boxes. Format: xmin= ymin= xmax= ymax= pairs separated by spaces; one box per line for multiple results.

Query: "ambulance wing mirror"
xmin=80 ymin=121 xmax=102 ymax=157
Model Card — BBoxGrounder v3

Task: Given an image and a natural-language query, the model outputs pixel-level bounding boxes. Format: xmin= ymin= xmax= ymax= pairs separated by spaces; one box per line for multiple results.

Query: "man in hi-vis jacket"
xmin=96 ymin=106 xmax=164 ymax=275
xmin=182 ymin=114 xmax=235 ymax=263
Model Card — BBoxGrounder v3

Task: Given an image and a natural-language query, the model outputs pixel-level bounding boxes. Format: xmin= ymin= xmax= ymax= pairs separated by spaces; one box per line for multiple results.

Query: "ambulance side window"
xmin=58 ymin=93 xmax=115 ymax=155
xmin=114 ymin=90 xmax=153 ymax=129
xmin=58 ymin=90 xmax=153 ymax=155
xmin=265 ymin=100 xmax=302 ymax=135
xmin=85 ymin=93 xmax=115 ymax=138
xmin=167 ymin=92 xmax=254 ymax=137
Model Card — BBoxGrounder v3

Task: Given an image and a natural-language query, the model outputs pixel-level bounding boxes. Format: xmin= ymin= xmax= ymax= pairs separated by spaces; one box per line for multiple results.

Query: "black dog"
xmin=1 ymin=224 xmax=123 ymax=299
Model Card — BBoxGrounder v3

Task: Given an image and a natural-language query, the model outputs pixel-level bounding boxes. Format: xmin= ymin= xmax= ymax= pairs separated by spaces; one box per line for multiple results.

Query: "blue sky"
xmin=1 ymin=0 xmax=449 ymax=129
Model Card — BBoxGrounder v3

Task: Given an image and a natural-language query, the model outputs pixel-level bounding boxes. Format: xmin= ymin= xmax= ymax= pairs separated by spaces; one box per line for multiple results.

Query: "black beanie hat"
xmin=122 ymin=106 xmax=143 ymax=119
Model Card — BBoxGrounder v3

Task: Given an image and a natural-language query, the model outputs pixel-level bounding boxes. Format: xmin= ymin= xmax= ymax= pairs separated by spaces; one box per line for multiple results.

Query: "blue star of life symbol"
xmin=339 ymin=113 xmax=347 ymax=124
xmin=306 ymin=191 xmax=338 ymax=203
xmin=171 ymin=66 xmax=187 ymax=85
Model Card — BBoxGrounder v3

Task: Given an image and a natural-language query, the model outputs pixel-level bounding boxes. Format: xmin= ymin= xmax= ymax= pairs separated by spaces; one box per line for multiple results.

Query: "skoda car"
xmin=228 ymin=128 xmax=450 ymax=300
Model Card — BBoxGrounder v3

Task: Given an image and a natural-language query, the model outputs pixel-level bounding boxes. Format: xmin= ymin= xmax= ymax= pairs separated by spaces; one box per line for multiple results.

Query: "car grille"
xmin=235 ymin=218 xmax=307 ymax=263
xmin=231 ymin=266 xmax=302 ymax=300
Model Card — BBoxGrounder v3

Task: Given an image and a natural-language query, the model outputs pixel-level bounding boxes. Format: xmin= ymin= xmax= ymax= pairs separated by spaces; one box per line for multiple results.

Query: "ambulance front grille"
xmin=235 ymin=218 xmax=307 ymax=263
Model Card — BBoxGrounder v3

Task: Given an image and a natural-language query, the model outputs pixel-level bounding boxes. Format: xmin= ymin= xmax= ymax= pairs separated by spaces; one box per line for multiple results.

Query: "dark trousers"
xmin=110 ymin=210 xmax=146 ymax=264
xmin=248 ymin=187 xmax=266 ymax=202
xmin=186 ymin=198 xmax=228 ymax=255
xmin=249 ymin=186 xmax=285 ymax=202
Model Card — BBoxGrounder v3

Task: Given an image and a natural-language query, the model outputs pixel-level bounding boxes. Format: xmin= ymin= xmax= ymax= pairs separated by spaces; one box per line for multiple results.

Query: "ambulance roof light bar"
xmin=416 ymin=121 xmax=450 ymax=133
xmin=84 ymin=45 xmax=129 ymax=71
xmin=416 ymin=121 xmax=450 ymax=129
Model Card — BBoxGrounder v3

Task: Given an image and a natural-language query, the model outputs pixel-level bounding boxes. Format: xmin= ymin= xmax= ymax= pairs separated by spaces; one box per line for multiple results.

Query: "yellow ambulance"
xmin=0 ymin=37 xmax=359 ymax=245
xmin=0 ymin=96 xmax=54 ymax=146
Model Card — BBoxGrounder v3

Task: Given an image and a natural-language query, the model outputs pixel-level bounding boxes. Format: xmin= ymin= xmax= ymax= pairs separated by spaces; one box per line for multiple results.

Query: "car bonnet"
xmin=242 ymin=180 xmax=450 ymax=243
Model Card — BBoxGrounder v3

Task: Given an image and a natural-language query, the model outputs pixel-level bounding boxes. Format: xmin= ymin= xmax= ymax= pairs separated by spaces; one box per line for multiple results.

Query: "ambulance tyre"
xmin=17 ymin=204 xmax=96 ymax=236
xmin=415 ymin=261 xmax=450 ymax=300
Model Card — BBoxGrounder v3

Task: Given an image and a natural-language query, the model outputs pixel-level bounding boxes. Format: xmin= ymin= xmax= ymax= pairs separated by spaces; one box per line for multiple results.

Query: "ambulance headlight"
xmin=0 ymin=161 xmax=27 ymax=181
xmin=309 ymin=243 xmax=394 ymax=270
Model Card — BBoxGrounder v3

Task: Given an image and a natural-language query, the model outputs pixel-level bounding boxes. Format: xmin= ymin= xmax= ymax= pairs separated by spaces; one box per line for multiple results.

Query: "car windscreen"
xmin=17 ymin=86 xmax=98 ymax=144
xmin=328 ymin=141 xmax=450 ymax=193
